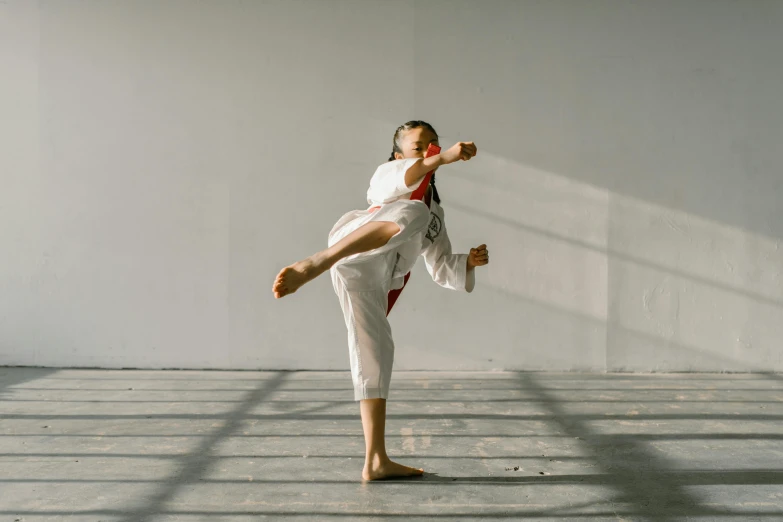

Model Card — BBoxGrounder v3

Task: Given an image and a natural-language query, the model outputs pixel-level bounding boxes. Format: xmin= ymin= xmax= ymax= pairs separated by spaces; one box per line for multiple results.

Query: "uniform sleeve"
xmin=366 ymin=158 xmax=425 ymax=205
xmin=420 ymin=207 xmax=475 ymax=293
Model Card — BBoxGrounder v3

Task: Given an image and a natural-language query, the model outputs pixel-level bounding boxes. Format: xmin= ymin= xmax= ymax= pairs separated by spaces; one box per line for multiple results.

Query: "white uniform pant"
xmin=327 ymin=200 xmax=430 ymax=401
xmin=331 ymin=272 xmax=396 ymax=400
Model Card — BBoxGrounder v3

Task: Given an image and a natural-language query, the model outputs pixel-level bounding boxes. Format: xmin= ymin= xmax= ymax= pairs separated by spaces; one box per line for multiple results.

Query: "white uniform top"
xmin=329 ymin=158 xmax=475 ymax=294
xmin=366 ymin=158 xmax=424 ymax=206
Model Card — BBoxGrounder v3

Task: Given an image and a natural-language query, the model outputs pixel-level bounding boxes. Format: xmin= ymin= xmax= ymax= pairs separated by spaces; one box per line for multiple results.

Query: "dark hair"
xmin=388 ymin=120 xmax=441 ymax=204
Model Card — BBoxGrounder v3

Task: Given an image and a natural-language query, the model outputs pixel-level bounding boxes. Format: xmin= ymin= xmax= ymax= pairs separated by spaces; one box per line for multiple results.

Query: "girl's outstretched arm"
xmin=403 ymin=141 xmax=477 ymax=187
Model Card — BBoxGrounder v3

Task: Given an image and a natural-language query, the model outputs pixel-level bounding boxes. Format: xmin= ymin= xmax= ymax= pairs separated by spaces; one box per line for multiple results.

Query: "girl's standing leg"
xmin=331 ymin=271 xmax=424 ymax=480
xmin=360 ymin=398 xmax=423 ymax=481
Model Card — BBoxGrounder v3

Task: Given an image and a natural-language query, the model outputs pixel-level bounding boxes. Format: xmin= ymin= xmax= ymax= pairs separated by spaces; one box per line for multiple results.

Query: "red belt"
xmin=373 ymin=143 xmax=441 ymax=316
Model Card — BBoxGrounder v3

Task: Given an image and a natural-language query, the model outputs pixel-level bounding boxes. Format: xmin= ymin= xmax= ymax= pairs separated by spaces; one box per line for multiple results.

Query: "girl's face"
xmin=394 ymin=127 xmax=439 ymax=160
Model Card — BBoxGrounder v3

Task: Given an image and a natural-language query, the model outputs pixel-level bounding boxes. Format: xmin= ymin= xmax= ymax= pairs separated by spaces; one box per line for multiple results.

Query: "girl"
xmin=273 ymin=121 xmax=489 ymax=480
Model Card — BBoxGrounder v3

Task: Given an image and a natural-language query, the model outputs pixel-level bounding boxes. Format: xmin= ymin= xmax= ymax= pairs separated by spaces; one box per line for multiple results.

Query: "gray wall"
xmin=2 ymin=0 xmax=781 ymax=371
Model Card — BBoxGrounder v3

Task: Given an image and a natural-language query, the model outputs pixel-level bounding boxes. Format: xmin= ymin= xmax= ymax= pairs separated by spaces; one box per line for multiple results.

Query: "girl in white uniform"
xmin=273 ymin=121 xmax=489 ymax=481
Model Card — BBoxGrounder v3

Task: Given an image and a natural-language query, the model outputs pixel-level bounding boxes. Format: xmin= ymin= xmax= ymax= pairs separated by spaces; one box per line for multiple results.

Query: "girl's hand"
xmin=467 ymin=244 xmax=489 ymax=268
xmin=441 ymin=142 xmax=477 ymax=164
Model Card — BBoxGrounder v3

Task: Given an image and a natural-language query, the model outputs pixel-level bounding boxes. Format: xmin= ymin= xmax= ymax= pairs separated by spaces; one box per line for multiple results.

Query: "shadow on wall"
xmin=404 ymin=0 xmax=782 ymax=371
xmin=435 ymin=151 xmax=783 ymax=372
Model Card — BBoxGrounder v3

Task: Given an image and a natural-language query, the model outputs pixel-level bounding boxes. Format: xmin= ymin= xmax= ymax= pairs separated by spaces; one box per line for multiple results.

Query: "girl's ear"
xmin=394 ymin=152 xmax=404 ymax=160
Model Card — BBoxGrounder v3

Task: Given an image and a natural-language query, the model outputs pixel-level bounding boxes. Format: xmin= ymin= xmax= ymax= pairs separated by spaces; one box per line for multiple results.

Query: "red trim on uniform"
xmin=385 ymin=143 xmax=441 ymax=315
xmin=386 ymin=272 xmax=410 ymax=316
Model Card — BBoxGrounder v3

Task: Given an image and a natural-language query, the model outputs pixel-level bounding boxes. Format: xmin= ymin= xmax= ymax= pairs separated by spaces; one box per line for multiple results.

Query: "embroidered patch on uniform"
xmin=425 ymin=213 xmax=442 ymax=243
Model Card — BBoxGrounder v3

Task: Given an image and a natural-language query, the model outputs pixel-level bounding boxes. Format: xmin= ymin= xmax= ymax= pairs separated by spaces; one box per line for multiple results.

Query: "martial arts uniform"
xmin=328 ymin=158 xmax=475 ymax=400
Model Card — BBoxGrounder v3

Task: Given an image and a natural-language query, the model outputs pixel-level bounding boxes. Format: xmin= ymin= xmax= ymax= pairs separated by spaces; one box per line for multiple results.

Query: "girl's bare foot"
xmin=362 ymin=456 xmax=424 ymax=481
xmin=272 ymin=254 xmax=328 ymax=299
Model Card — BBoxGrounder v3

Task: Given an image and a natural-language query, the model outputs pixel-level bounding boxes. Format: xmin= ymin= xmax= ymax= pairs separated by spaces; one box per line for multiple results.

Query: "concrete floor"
xmin=1 ymin=369 xmax=782 ymax=521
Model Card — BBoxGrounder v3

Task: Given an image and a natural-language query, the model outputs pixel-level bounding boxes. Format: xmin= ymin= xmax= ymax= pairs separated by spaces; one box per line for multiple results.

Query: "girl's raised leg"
xmin=273 ymin=221 xmax=400 ymax=299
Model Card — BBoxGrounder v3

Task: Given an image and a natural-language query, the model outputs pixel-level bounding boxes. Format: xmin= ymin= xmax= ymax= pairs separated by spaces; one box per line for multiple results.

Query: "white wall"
xmin=2 ymin=0 xmax=781 ymax=371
